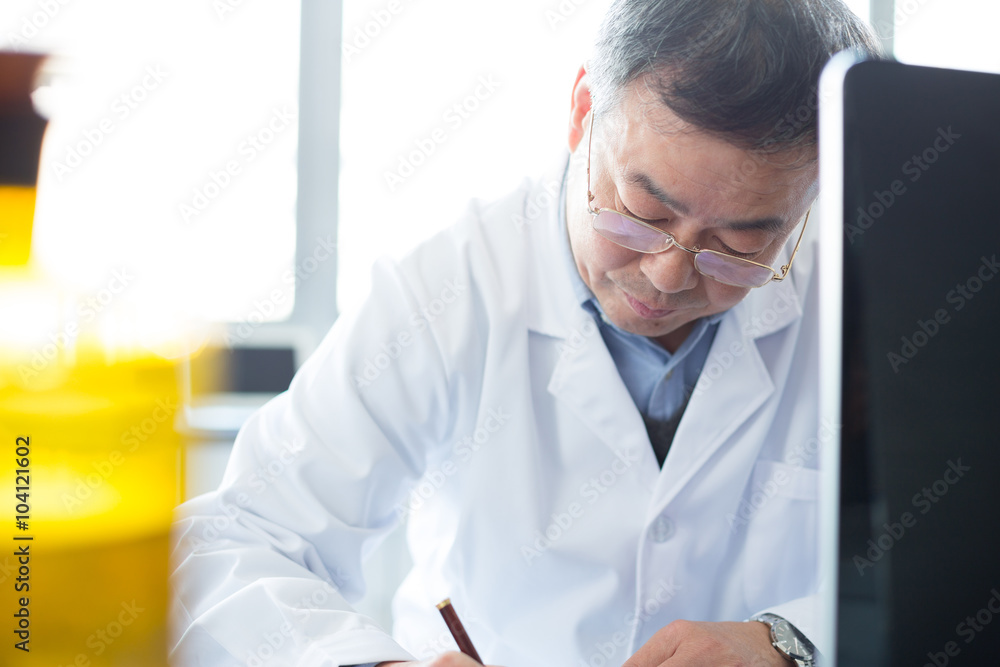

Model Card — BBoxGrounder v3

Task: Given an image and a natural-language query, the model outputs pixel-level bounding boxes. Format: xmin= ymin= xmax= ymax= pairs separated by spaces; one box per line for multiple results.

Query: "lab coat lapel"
xmin=545 ymin=312 xmax=661 ymax=491
xmin=520 ymin=164 xmax=660 ymax=491
xmin=650 ymin=276 xmax=803 ymax=511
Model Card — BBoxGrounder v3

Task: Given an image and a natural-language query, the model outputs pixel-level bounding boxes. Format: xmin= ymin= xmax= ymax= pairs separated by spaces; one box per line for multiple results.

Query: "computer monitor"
xmin=819 ymin=55 xmax=1000 ymax=666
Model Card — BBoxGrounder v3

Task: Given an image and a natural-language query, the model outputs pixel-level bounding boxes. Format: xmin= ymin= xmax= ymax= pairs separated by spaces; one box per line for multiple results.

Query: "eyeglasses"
xmin=584 ymin=115 xmax=811 ymax=289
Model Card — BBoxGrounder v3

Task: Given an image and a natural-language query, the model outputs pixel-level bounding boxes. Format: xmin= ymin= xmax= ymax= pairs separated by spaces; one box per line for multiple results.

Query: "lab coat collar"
xmin=521 ymin=152 xmax=584 ymax=341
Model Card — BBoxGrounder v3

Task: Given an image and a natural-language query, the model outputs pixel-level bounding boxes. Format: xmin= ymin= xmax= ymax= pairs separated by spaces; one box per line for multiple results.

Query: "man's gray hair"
xmin=588 ymin=0 xmax=882 ymax=153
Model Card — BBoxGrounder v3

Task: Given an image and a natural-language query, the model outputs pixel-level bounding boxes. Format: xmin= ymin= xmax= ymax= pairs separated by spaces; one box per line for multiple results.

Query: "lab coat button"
xmin=649 ymin=515 xmax=675 ymax=542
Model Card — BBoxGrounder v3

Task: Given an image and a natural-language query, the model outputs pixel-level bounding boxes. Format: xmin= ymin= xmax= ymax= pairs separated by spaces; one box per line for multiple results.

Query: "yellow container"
xmin=1 ymin=50 xmax=182 ymax=665
xmin=0 ymin=186 xmax=36 ymax=266
xmin=0 ymin=329 xmax=182 ymax=666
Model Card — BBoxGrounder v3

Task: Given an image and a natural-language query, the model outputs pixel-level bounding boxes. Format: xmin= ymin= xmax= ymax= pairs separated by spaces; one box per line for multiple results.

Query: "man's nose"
xmin=639 ymin=246 xmax=700 ymax=294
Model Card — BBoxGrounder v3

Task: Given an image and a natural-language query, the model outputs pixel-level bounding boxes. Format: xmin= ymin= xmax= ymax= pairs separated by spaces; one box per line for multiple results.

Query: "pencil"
xmin=436 ymin=598 xmax=483 ymax=664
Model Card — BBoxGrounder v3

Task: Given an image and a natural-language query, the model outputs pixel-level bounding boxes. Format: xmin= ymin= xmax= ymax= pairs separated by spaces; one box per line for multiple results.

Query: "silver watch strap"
xmin=748 ymin=612 xmax=816 ymax=667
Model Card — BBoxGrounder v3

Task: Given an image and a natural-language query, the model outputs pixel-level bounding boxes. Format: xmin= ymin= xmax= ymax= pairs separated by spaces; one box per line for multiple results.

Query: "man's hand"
xmin=623 ymin=620 xmax=793 ymax=667
xmin=377 ymin=654 xmax=500 ymax=667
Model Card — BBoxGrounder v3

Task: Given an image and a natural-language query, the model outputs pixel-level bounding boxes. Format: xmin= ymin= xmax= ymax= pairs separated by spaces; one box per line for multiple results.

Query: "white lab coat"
xmin=170 ymin=160 xmax=826 ymax=667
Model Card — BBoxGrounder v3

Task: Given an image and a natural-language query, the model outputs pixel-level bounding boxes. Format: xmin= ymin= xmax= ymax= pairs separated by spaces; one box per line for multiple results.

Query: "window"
xmin=337 ymin=0 xmax=612 ymax=314
xmin=892 ymin=0 xmax=1000 ymax=74
xmin=2 ymin=0 xmax=301 ymax=333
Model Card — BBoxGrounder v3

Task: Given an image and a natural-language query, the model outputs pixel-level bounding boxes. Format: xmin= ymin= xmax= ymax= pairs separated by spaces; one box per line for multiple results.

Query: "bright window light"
xmin=1 ymin=0 xmax=301 ymax=326
xmin=338 ymin=0 xmax=613 ymax=315
xmin=893 ymin=0 xmax=1000 ymax=74
xmin=845 ymin=0 xmax=872 ymax=26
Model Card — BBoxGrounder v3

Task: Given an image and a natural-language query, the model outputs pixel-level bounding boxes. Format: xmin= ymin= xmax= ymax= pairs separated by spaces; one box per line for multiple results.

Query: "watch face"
xmin=772 ymin=620 xmax=811 ymax=660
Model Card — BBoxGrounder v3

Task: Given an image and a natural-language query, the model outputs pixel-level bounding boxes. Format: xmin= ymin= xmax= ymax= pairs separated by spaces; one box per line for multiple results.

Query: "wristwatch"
xmin=748 ymin=612 xmax=816 ymax=667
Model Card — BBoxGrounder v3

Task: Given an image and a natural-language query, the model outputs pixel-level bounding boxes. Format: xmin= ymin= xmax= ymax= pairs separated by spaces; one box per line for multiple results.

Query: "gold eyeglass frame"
xmin=584 ymin=113 xmax=811 ymax=288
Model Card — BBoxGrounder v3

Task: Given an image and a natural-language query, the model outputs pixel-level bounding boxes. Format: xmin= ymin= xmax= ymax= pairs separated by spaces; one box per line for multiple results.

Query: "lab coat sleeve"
xmin=170 ymin=244 xmax=468 ymax=666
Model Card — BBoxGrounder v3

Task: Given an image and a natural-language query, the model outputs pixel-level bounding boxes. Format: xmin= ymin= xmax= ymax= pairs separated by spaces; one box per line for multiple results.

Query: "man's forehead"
xmin=614 ymin=77 xmax=817 ymax=162
xmin=604 ymin=80 xmax=818 ymax=205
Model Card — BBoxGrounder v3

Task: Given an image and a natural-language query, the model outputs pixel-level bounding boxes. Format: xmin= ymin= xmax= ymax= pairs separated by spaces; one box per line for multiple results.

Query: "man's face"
xmin=565 ymin=77 xmax=819 ymax=352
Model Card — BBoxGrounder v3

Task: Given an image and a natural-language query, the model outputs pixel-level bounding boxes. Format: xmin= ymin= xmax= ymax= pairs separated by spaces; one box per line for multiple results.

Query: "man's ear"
xmin=568 ymin=64 xmax=593 ymax=152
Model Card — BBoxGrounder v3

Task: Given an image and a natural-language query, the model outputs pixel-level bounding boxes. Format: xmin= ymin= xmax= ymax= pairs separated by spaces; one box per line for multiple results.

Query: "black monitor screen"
xmin=836 ymin=60 xmax=1000 ymax=666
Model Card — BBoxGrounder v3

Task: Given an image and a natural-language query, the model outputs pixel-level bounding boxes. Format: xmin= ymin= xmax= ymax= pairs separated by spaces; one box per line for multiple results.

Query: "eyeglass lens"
xmin=591 ymin=210 xmax=776 ymax=288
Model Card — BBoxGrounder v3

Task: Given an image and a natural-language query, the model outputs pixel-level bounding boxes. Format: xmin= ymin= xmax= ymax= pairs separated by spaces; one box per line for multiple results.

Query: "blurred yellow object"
xmin=1 ymin=49 xmax=180 ymax=666
xmin=0 ymin=351 xmax=181 ymax=666
xmin=0 ymin=186 xmax=35 ymax=266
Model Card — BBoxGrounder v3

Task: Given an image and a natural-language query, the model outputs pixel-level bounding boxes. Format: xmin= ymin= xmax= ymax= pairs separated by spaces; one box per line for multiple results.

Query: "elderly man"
xmin=170 ymin=1 xmax=880 ymax=665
